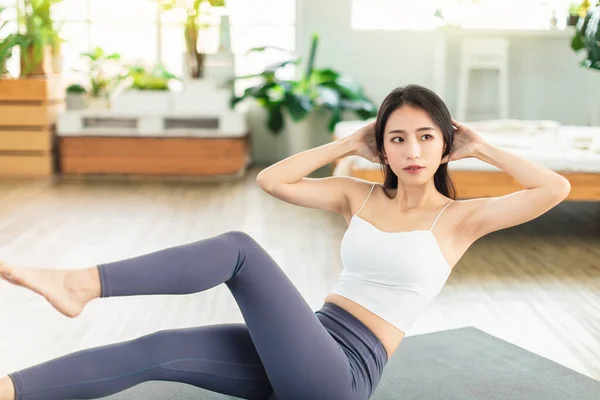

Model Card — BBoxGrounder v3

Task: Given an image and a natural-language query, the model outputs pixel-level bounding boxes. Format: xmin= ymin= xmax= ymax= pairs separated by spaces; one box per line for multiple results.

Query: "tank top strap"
xmin=355 ymin=182 xmax=376 ymax=217
xmin=429 ymin=200 xmax=453 ymax=231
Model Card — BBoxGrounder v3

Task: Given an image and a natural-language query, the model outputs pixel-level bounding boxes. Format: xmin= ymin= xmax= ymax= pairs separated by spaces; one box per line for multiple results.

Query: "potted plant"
xmin=571 ymin=2 xmax=600 ymax=70
xmin=568 ymin=2 xmax=581 ymax=26
xmin=65 ymin=83 xmax=87 ymax=110
xmin=156 ymin=0 xmax=225 ymax=80
xmin=571 ymin=2 xmax=600 ymax=124
xmin=111 ymin=63 xmax=178 ymax=114
xmin=17 ymin=0 xmax=63 ymax=76
xmin=228 ymin=33 xmax=377 ymax=156
xmin=77 ymin=46 xmax=122 ymax=109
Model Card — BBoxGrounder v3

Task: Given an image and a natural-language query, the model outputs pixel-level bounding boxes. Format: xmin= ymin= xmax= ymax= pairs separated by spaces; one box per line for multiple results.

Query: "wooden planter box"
xmin=0 ymin=75 xmax=64 ymax=177
xmin=58 ymin=134 xmax=251 ymax=177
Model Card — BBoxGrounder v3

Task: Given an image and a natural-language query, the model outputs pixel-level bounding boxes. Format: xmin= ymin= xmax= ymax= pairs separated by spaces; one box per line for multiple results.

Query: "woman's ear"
xmin=441 ymin=141 xmax=450 ymax=164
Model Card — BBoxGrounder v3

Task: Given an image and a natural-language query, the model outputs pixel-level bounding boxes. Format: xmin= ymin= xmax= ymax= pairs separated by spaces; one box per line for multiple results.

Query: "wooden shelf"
xmin=0 ymin=75 xmax=64 ymax=178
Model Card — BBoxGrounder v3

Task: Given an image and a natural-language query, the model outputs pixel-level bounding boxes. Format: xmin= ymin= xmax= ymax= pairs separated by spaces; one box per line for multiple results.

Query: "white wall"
xmin=295 ymin=0 xmax=599 ymax=125
xmin=251 ymin=0 xmax=599 ymax=166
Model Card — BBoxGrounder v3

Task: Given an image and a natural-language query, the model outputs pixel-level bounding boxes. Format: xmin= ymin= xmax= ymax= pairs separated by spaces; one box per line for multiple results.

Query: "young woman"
xmin=0 ymin=85 xmax=570 ymax=400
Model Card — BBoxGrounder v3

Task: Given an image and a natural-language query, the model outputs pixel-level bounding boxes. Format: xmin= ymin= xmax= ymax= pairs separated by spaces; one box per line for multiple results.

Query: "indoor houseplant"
xmin=111 ymin=63 xmax=178 ymax=114
xmin=0 ymin=6 xmax=29 ymax=78
xmin=568 ymin=2 xmax=582 ymax=26
xmin=65 ymin=83 xmax=87 ymax=110
xmin=228 ymin=33 xmax=377 ymax=155
xmin=571 ymin=2 xmax=600 ymax=71
xmin=571 ymin=2 xmax=600 ymax=124
xmin=77 ymin=46 xmax=123 ymax=109
xmin=156 ymin=0 xmax=225 ymax=80
xmin=17 ymin=0 xmax=63 ymax=76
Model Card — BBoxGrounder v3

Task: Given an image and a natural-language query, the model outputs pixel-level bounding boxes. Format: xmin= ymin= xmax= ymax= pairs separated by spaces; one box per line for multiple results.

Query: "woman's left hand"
xmin=441 ymin=118 xmax=486 ymax=163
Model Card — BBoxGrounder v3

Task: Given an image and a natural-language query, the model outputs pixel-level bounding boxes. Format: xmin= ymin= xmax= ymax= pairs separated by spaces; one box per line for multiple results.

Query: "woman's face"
xmin=381 ymin=105 xmax=446 ymax=183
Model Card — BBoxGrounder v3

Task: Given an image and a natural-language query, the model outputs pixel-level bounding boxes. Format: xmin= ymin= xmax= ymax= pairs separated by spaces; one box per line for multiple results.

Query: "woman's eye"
xmin=392 ymin=135 xmax=431 ymax=142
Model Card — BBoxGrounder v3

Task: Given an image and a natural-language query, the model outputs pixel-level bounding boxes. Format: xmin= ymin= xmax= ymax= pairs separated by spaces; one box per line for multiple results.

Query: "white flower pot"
xmin=172 ymin=78 xmax=229 ymax=116
xmin=284 ymin=108 xmax=357 ymax=155
xmin=283 ymin=111 xmax=328 ymax=156
xmin=87 ymin=96 xmax=110 ymax=110
xmin=248 ymin=100 xmax=364 ymax=164
xmin=66 ymin=93 xmax=86 ymax=110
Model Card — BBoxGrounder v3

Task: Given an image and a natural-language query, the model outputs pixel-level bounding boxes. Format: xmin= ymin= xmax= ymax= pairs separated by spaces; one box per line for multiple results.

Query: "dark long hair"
xmin=375 ymin=85 xmax=456 ymax=199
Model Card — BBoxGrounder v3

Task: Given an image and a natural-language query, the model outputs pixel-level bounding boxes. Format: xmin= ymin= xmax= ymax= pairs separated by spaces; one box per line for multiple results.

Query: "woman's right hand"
xmin=349 ymin=121 xmax=380 ymax=163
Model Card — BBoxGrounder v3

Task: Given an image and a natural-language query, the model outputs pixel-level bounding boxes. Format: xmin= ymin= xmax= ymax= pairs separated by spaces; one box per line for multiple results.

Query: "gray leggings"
xmin=8 ymin=231 xmax=388 ymax=400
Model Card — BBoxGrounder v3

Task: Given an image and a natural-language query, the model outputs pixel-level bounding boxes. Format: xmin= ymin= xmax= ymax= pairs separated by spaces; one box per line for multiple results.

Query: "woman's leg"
xmin=8 ymin=324 xmax=272 ymax=400
xmin=5 ymin=231 xmax=355 ymax=400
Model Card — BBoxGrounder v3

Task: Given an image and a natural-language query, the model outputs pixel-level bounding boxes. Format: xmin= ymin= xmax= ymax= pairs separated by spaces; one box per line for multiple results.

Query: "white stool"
xmin=456 ymin=37 xmax=509 ymax=121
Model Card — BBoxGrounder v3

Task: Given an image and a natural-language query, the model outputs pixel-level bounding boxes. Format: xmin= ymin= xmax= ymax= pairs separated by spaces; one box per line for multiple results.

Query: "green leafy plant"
xmin=66 ymin=83 xmax=86 ymax=93
xmin=17 ymin=0 xmax=63 ymax=75
xmin=571 ymin=3 xmax=600 ymax=70
xmin=78 ymin=46 xmax=122 ymax=97
xmin=0 ymin=6 xmax=29 ymax=77
xmin=155 ymin=0 xmax=225 ymax=79
xmin=125 ymin=64 xmax=177 ymax=91
xmin=228 ymin=33 xmax=377 ymax=134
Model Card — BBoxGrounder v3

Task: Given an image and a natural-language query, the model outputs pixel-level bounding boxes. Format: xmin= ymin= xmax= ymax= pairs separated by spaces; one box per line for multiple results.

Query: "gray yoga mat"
xmin=92 ymin=326 xmax=600 ymax=400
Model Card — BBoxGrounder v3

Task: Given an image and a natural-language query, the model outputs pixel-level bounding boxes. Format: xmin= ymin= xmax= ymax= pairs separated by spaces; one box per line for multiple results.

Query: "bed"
xmin=332 ymin=119 xmax=600 ymax=201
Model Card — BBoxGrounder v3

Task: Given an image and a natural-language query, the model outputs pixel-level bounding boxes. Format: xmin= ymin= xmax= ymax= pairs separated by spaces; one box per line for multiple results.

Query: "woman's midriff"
xmin=323 ymin=293 xmax=405 ymax=361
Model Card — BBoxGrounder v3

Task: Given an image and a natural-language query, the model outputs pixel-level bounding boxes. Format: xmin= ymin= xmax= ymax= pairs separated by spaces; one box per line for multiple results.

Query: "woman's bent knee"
xmin=220 ymin=230 xmax=259 ymax=248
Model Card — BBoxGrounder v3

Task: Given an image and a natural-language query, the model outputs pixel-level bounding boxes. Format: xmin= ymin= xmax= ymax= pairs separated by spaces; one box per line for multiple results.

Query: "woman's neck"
xmin=389 ymin=180 xmax=445 ymax=211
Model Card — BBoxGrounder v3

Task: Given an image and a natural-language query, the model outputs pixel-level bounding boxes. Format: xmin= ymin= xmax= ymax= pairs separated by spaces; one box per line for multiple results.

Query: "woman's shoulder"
xmin=336 ymin=179 xmax=381 ymax=219
xmin=444 ymin=197 xmax=498 ymax=240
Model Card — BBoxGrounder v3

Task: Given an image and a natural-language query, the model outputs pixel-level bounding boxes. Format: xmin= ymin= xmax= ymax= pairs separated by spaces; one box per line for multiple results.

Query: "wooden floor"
xmin=0 ymin=167 xmax=599 ymax=384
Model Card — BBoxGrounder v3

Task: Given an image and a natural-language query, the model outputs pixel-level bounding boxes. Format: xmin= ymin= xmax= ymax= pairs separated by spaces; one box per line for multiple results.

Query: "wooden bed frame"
xmin=334 ymin=160 xmax=600 ymax=201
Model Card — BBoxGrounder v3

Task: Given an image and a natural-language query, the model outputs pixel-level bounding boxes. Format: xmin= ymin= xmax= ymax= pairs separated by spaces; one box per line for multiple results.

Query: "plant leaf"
xmin=304 ymin=33 xmax=318 ymax=81
xmin=284 ymin=91 xmax=312 ymax=121
xmin=264 ymin=58 xmax=301 ymax=73
xmin=245 ymin=45 xmax=292 ymax=56
xmin=571 ymin=33 xmax=585 ymax=51
xmin=267 ymin=104 xmax=284 ymax=134
xmin=316 ymin=86 xmax=340 ymax=109
xmin=311 ymin=68 xmax=340 ymax=84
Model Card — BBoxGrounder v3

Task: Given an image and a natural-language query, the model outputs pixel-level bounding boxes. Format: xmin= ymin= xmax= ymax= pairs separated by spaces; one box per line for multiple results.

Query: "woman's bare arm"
xmin=256 ymin=136 xmax=362 ymax=215
xmin=462 ymin=142 xmax=571 ymax=239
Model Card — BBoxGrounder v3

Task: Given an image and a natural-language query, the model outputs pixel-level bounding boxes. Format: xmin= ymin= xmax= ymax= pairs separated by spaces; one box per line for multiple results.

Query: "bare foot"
xmin=0 ymin=262 xmax=98 ymax=318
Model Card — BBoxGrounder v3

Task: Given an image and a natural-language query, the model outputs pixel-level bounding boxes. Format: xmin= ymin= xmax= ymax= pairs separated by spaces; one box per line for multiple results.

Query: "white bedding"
xmin=333 ymin=119 xmax=600 ymax=173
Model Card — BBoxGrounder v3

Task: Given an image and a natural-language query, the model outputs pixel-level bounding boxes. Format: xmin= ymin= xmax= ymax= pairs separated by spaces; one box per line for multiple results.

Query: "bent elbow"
xmin=553 ymin=178 xmax=571 ymax=200
xmin=256 ymin=174 xmax=276 ymax=193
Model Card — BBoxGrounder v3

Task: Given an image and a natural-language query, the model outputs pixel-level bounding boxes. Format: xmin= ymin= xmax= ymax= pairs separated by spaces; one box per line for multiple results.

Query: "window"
xmin=1 ymin=0 xmax=296 ymax=83
xmin=351 ymin=0 xmax=438 ymax=30
xmin=351 ymin=0 xmax=577 ymax=31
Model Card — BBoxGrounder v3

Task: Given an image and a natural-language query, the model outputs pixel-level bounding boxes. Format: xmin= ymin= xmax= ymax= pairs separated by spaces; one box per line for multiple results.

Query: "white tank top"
xmin=331 ymin=182 xmax=453 ymax=333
